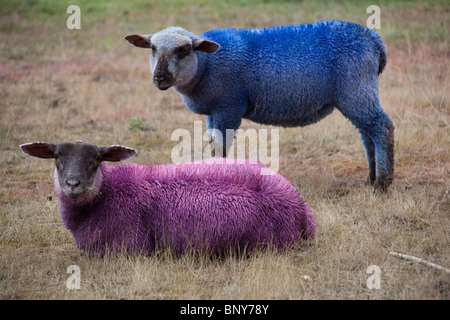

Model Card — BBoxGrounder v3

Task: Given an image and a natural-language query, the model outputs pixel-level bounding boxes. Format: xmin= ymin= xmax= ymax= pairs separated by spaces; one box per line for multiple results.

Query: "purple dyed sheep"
xmin=20 ymin=141 xmax=316 ymax=256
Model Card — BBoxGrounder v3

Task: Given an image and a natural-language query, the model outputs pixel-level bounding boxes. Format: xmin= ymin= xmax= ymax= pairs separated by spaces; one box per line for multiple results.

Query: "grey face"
xmin=125 ymin=27 xmax=220 ymax=91
xmin=20 ymin=141 xmax=136 ymax=199
xmin=149 ymin=36 xmax=196 ymax=90
xmin=53 ymin=143 xmax=101 ymax=198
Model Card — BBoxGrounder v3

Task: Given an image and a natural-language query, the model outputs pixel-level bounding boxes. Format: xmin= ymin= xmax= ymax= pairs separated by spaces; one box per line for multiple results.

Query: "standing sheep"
xmin=125 ymin=20 xmax=394 ymax=192
xmin=20 ymin=141 xmax=316 ymax=257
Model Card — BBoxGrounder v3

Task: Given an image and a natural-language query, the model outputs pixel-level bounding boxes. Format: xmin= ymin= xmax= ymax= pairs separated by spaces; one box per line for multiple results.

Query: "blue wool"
xmin=175 ymin=20 xmax=394 ymax=191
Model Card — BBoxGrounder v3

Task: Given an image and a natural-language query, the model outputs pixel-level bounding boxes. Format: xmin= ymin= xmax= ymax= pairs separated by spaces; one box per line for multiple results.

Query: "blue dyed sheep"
xmin=125 ymin=20 xmax=394 ymax=192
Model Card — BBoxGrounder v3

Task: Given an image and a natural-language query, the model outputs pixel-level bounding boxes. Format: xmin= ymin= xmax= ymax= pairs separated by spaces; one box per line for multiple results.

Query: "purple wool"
xmin=56 ymin=159 xmax=316 ymax=256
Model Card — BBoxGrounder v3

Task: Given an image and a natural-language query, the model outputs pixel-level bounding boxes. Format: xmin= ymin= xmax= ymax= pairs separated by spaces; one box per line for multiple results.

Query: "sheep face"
xmin=20 ymin=141 xmax=136 ymax=200
xmin=125 ymin=27 xmax=220 ymax=90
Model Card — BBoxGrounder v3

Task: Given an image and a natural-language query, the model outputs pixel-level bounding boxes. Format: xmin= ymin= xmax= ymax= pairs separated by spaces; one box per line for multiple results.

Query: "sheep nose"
xmin=154 ymin=73 xmax=167 ymax=82
xmin=66 ymin=179 xmax=80 ymax=188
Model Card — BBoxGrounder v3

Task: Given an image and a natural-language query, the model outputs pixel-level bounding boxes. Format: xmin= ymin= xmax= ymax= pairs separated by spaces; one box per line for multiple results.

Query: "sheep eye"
xmin=150 ymin=45 xmax=156 ymax=56
xmin=176 ymin=45 xmax=191 ymax=59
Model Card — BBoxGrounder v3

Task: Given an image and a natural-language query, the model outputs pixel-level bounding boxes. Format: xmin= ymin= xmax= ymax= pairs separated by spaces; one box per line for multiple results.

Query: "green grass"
xmin=0 ymin=0 xmax=447 ymax=42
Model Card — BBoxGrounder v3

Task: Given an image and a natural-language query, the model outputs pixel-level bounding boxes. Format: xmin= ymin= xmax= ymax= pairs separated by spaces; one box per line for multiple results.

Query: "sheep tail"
xmin=372 ymin=30 xmax=388 ymax=75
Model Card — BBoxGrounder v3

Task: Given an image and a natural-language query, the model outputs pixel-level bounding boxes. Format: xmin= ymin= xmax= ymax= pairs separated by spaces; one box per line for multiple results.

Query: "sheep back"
xmin=179 ymin=20 xmax=387 ymax=127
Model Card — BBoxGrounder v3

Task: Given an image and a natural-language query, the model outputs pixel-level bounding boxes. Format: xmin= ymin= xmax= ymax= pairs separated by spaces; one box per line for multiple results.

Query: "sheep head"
xmin=20 ymin=141 xmax=136 ymax=199
xmin=125 ymin=27 xmax=220 ymax=90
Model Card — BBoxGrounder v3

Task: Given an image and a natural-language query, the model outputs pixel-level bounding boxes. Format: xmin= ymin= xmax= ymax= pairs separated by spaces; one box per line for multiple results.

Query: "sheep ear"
xmin=192 ymin=38 xmax=220 ymax=53
xmin=125 ymin=34 xmax=152 ymax=49
xmin=99 ymin=145 xmax=136 ymax=162
xmin=20 ymin=142 xmax=56 ymax=159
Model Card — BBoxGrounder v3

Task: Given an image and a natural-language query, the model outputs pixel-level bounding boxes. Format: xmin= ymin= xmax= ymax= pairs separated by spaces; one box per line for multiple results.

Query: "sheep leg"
xmin=338 ymin=99 xmax=394 ymax=192
xmin=206 ymin=115 xmax=214 ymax=138
xmin=207 ymin=109 xmax=244 ymax=158
xmin=209 ymin=128 xmax=236 ymax=158
xmin=206 ymin=115 xmax=218 ymax=157
xmin=206 ymin=114 xmax=227 ymax=157
xmin=372 ymin=117 xmax=395 ymax=192
xmin=360 ymin=133 xmax=376 ymax=185
xmin=208 ymin=137 xmax=227 ymax=158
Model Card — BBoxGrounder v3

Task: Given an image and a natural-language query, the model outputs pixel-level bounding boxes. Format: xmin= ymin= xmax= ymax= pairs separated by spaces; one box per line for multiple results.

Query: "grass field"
xmin=0 ymin=0 xmax=449 ymax=300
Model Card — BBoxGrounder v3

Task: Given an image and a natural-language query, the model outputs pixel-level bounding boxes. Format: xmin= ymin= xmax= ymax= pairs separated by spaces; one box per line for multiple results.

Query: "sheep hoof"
xmin=373 ymin=176 xmax=393 ymax=194
xmin=365 ymin=175 xmax=376 ymax=186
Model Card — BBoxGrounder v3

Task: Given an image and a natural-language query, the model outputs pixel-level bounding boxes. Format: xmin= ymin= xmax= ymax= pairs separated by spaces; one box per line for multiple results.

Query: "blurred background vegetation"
xmin=0 ymin=0 xmax=447 ymax=63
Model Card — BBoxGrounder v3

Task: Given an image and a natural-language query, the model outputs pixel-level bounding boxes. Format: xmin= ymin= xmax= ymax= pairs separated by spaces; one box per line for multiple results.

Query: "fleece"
xmin=56 ymin=159 xmax=316 ymax=256
xmin=174 ymin=20 xmax=394 ymax=190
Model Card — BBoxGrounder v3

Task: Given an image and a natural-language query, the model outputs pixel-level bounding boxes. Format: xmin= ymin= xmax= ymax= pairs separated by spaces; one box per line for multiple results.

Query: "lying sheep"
xmin=125 ymin=20 xmax=394 ymax=192
xmin=20 ymin=141 xmax=316 ymax=256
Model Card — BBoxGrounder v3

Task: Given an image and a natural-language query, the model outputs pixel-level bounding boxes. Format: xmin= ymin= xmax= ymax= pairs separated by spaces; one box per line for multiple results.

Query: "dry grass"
xmin=0 ymin=0 xmax=449 ymax=300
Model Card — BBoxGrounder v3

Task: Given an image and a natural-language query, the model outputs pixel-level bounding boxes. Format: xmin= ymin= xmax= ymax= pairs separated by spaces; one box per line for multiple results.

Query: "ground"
xmin=0 ymin=0 xmax=448 ymax=299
